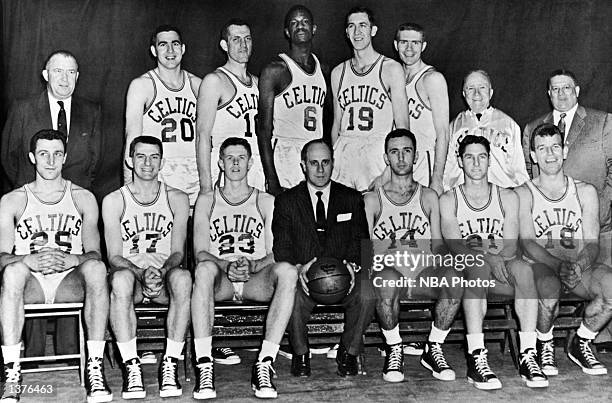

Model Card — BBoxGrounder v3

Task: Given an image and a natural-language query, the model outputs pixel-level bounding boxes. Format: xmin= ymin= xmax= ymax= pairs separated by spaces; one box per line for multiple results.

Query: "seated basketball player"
xmin=365 ymin=129 xmax=462 ymax=383
xmin=516 ymin=123 xmax=612 ymax=376
xmin=103 ymin=136 xmax=191 ymax=399
xmin=0 ymin=129 xmax=111 ymax=403
xmin=440 ymin=135 xmax=547 ymax=389
xmin=191 ymin=137 xmax=297 ymax=399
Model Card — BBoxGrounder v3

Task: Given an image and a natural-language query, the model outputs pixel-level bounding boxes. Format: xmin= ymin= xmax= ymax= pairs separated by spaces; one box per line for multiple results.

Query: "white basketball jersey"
xmin=406 ymin=65 xmax=436 ymax=153
xmin=211 ymin=67 xmax=259 ymax=153
xmin=454 ymin=184 xmax=505 ymax=254
xmin=208 ymin=187 xmax=266 ymax=261
xmin=142 ymin=70 xmax=199 ymax=204
xmin=119 ymin=182 xmax=174 ymax=268
xmin=371 ymin=184 xmax=432 ymax=255
xmin=337 ymin=55 xmax=394 ymax=138
xmin=526 ymin=176 xmax=583 ymax=261
xmin=273 ymin=53 xmax=326 ymax=141
xmin=14 ymin=181 xmax=83 ymax=255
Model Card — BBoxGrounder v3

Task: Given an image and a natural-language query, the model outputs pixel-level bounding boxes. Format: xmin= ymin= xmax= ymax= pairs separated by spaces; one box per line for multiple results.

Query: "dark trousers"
xmin=289 ymin=268 xmax=375 ymax=356
xmin=24 ymin=318 xmax=78 ymax=357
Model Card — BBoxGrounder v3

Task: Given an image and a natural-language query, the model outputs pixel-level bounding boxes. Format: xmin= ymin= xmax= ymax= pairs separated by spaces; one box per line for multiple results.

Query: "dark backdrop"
xmin=2 ymin=0 xmax=612 ymax=197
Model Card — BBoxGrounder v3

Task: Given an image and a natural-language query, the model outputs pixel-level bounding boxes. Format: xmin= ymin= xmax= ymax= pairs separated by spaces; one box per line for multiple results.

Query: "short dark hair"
xmin=30 ymin=129 xmax=67 ymax=154
xmin=44 ymin=50 xmax=78 ymax=70
xmin=220 ymin=137 xmax=252 ymax=158
xmin=548 ymin=69 xmax=578 ymax=88
xmin=150 ymin=25 xmax=183 ymax=47
xmin=395 ymin=22 xmax=425 ymax=41
xmin=530 ymin=123 xmax=564 ymax=151
xmin=220 ymin=18 xmax=251 ymax=42
xmin=384 ymin=129 xmax=417 ymax=153
xmin=463 ymin=69 xmax=493 ymax=89
xmin=301 ymin=139 xmax=332 ymax=162
xmin=458 ymin=135 xmax=490 ymax=158
xmin=345 ymin=6 xmax=376 ymax=27
xmin=129 ymin=135 xmax=163 ymax=157
xmin=284 ymin=5 xmax=314 ymax=29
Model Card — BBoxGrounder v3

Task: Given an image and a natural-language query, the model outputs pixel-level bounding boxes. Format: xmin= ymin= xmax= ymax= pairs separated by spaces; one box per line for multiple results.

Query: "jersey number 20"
xmin=161 ymin=118 xmax=195 ymax=142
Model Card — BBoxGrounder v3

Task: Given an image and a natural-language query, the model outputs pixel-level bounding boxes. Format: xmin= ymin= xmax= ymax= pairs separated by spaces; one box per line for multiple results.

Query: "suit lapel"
xmin=37 ymin=92 xmax=53 ymax=128
xmin=327 ymin=182 xmax=339 ymax=227
xmin=565 ymin=106 xmax=585 ymax=148
xmin=297 ymin=182 xmax=318 ymax=232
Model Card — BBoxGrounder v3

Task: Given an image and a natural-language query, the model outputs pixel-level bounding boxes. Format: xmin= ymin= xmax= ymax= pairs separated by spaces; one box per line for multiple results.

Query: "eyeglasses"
xmin=550 ymin=85 xmax=576 ymax=95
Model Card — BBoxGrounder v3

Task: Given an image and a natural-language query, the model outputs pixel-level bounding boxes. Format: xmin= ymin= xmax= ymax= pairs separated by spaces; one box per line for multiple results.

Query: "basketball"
xmin=307 ymin=257 xmax=352 ymax=305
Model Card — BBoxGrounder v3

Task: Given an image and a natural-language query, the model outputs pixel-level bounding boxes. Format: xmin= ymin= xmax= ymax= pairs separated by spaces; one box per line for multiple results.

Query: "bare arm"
xmin=330 ymin=64 xmax=343 ymax=145
xmin=423 ymin=72 xmax=449 ymax=195
xmin=383 ymin=59 xmax=409 ymax=130
xmin=422 ymin=187 xmax=446 ymax=254
xmin=196 ymin=73 xmax=223 ymax=193
xmin=257 ymin=61 xmax=288 ymax=196
xmin=499 ymin=189 xmax=519 ymax=260
xmin=161 ymin=188 xmax=190 ymax=273
xmin=0 ymin=192 xmax=25 ymax=270
xmin=73 ymin=188 xmax=102 ymax=264
xmin=575 ymin=182 xmax=600 ymax=270
xmin=363 ymin=191 xmax=380 ymax=234
xmin=124 ymin=76 xmax=153 ymax=185
xmin=193 ymin=191 xmax=230 ymax=271
xmin=248 ymin=192 xmax=275 ymax=273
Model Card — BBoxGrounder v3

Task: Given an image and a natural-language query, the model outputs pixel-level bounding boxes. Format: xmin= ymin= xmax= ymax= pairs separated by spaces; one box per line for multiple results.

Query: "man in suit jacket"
xmin=522 ymin=69 xmax=612 ymax=233
xmin=272 ymin=139 xmax=375 ymax=378
xmin=0 ymin=50 xmax=103 ymax=359
xmin=1 ymin=50 xmax=102 ymax=192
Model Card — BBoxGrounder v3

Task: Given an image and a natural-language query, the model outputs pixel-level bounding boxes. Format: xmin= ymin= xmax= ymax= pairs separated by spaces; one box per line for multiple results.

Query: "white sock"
xmin=519 ymin=331 xmax=537 ymax=352
xmin=87 ymin=340 xmax=106 ymax=359
xmin=428 ymin=323 xmax=450 ymax=344
xmin=466 ymin=333 xmax=485 ymax=354
xmin=258 ymin=340 xmax=279 ymax=362
xmin=577 ymin=323 xmax=598 ymax=340
xmin=116 ymin=338 xmax=138 ymax=362
xmin=165 ymin=338 xmax=185 ymax=359
xmin=382 ymin=325 xmax=402 ymax=345
xmin=194 ymin=337 xmax=213 ymax=360
xmin=537 ymin=327 xmax=554 ymax=341
xmin=1 ymin=343 xmax=21 ymax=364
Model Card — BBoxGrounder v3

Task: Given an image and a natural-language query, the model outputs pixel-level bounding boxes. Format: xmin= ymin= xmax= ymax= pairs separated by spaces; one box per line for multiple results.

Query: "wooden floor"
xmin=21 ymin=341 xmax=612 ymax=402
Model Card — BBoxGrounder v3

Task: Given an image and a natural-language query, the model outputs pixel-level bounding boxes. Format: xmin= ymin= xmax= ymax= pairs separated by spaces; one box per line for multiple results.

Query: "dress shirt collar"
xmin=307 ymin=181 xmax=331 ymax=216
xmin=48 ymin=92 xmax=72 ymax=133
xmin=553 ymin=103 xmax=578 ymax=135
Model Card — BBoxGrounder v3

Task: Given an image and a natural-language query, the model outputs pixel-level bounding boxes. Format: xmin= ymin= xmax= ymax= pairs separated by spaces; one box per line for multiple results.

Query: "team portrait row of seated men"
xmin=1 ymin=3 xmax=612 ymax=402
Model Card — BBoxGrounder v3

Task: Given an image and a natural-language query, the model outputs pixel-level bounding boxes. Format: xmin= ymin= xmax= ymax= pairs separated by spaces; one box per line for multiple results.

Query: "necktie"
xmin=315 ymin=191 xmax=326 ymax=231
xmin=57 ymin=100 xmax=67 ymax=136
xmin=558 ymin=112 xmax=566 ymax=135
xmin=476 ymin=113 xmax=482 ymax=121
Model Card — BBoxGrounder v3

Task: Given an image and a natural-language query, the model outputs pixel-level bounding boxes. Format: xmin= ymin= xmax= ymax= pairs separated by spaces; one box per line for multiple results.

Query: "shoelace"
xmin=429 ymin=343 xmax=450 ymax=369
xmin=197 ymin=361 xmax=214 ymax=390
xmin=474 ymin=349 xmax=495 ymax=377
xmin=255 ymin=361 xmax=275 ymax=388
xmin=540 ymin=341 xmax=556 ymax=366
xmin=4 ymin=364 xmax=20 ymax=384
xmin=521 ymin=349 xmax=543 ymax=375
xmin=387 ymin=345 xmax=403 ymax=370
xmin=579 ymin=339 xmax=601 ymax=366
xmin=217 ymin=347 xmax=234 ymax=356
xmin=126 ymin=361 xmax=143 ymax=389
xmin=87 ymin=359 xmax=105 ymax=391
xmin=161 ymin=359 xmax=177 ymax=386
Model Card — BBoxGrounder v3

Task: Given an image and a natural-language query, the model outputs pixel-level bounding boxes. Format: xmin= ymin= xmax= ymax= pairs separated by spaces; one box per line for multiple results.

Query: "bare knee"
xmin=272 ymin=262 xmax=298 ymax=286
xmin=508 ymin=260 xmax=535 ymax=287
xmin=110 ymin=269 xmax=136 ymax=298
xmin=167 ymin=268 xmax=193 ymax=297
xmin=80 ymin=259 xmax=108 ymax=286
xmin=2 ymin=262 xmax=31 ymax=290
xmin=193 ymin=261 xmax=221 ymax=289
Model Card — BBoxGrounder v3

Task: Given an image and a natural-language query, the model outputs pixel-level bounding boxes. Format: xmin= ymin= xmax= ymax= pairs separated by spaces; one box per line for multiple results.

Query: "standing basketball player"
xmin=0 ymin=130 xmax=111 ymax=403
xmin=516 ymin=123 xmax=612 ymax=377
xmin=124 ymin=25 xmax=201 ymax=206
xmin=197 ymin=19 xmax=263 ymax=193
xmin=365 ymin=129 xmax=462 ymax=383
xmin=191 ymin=137 xmax=297 ymax=399
xmin=257 ymin=5 xmax=328 ymax=195
xmin=395 ymin=23 xmax=449 ymax=195
xmin=331 ymin=6 xmax=409 ymax=192
xmin=440 ymin=135 xmax=547 ymax=390
xmin=103 ymin=136 xmax=191 ymax=398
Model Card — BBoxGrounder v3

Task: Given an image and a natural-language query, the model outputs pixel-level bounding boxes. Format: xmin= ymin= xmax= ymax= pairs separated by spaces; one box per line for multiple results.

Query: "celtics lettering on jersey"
xmin=14 ymin=182 xmax=83 ymax=255
xmin=119 ymin=183 xmax=174 ymax=258
xmin=455 ymin=184 xmax=505 ymax=254
xmin=213 ymin=67 xmax=259 ymax=142
xmin=209 ymin=188 xmax=266 ymax=261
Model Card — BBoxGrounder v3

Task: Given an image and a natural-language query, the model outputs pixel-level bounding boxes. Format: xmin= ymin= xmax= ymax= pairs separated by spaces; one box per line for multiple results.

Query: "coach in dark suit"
xmin=272 ymin=139 xmax=375 ymax=377
xmin=1 ymin=50 xmax=102 ymax=191
xmin=0 ymin=50 xmax=102 ymax=358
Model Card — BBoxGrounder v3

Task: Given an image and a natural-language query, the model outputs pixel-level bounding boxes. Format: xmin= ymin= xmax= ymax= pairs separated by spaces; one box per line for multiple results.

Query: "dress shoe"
xmin=291 ymin=354 xmax=311 ymax=377
xmin=336 ymin=344 xmax=358 ymax=376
